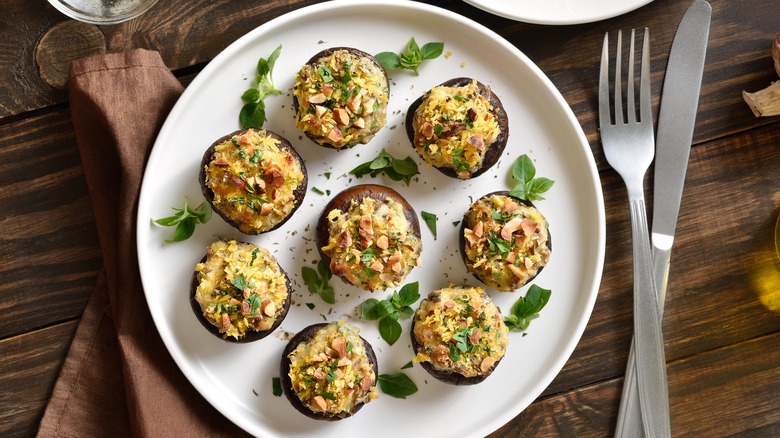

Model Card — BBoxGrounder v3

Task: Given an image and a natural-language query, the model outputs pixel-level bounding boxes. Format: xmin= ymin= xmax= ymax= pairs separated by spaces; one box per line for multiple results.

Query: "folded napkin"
xmin=37 ymin=49 xmax=249 ymax=437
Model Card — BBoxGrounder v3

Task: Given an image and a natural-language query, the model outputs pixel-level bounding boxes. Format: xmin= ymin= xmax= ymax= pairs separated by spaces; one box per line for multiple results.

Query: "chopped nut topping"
xmin=312 ymin=395 xmax=328 ymax=411
xmin=332 ymin=336 xmax=348 ymax=358
xmin=500 ymin=216 xmax=524 ymax=240
xmin=333 ymin=107 xmax=350 ymax=126
xmin=309 ymin=93 xmax=327 ymax=104
xmin=480 ymin=356 xmax=496 ymax=373
xmin=376 ymin=235 xmax=389 ymax=249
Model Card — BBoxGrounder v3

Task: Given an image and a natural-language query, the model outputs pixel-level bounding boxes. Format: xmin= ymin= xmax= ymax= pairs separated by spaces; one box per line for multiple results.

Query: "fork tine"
xmin=627 ymin=29 xmax=637 ymax=124
xmin=614 ymin=30 xmax=624 ymax=124
xmin=599 ymin=32 xmax=611 ymax=126
xmin=640 ymin=27 xmax=652 ymax=123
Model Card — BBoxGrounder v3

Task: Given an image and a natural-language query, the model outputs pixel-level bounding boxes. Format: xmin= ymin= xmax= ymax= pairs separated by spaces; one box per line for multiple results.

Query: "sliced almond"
xmin=262 ymin=299 xmax=275 ymax=317
xmin=500 ymin=216 xmax=524 ymax=240
xmin=338 ymin=356 xmax=351 ymax=367
xmin=332 ymin=336 xmax=348 ymax=358
xmin=354 ymin=117 xmax=366 ymax=129
xmin=308 ymin=93 xmax=327 ymax=104
xmin=375 ymin=235 xmax=389 ymax=250
xmin=260 ymin=203 xmax=274 ymax=215
xmin=508 ymin=263 xmax=527 ymax=280
xmin=314 ymin=105 xmax=327 ymax=118
xmin=333 ymin=107 xmax=350 ymax=126
xmin=521 ymin=219 xmax=539 ymax=237
xmin=220 ymin=313 xmax=230 ymax=332
xmin=389 ymin=254 xmax=402 ymax=273
xmin=328 ymin=127 xmax=343 ymax=143
xmin=312 ymin=395 xmax=328 ymax=411
xmin=480 ymin=356 xmax=496 ymax=373
xmin=370 ymin=260 xmax=384 ymax=272
xmin=473 ymin=220 xmax=484 ymax=238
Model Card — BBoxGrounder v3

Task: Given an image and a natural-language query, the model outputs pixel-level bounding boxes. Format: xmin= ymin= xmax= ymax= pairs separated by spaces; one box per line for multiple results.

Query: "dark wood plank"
xmin=3 ymin=0 xmax=780 ymax=160
xmin=0 ymin=109 xmax=101 ymax=339
xmin=490 ymin=331 xmax=780 ymax=437
xmin=4 ymin=322 xmax=776 ymax=437
xmin=539 ymin=120 xmax=780 ymax=396
xmin=0 ymin=321 xmax=77 ymax=438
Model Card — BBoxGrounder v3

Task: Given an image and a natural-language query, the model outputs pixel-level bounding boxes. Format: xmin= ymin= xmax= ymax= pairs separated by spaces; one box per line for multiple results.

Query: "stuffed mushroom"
xmin=406 ymin=77 xmax=508 ymax=179
xmin=190 ymin=239 xmax=291 ymax=342
xmin=293 ymin=47 xmax=390 ymax=149
xmin=199 ymin=128 xmax=307 ymax=235
xmin=460 ymin=191 xmax=551 ymax=291
xmin=316 ymin=184 xmax=422 ymax=291
xmin=411 ymin=285 xmax=509 ymax=385
xmin=280 ymin=321 xmax=379 ymax=420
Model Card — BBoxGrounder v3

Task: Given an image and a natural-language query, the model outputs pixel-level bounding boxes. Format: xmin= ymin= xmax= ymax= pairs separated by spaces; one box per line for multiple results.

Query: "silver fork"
xmin=598 ymin=28 xmax=671 ymax=438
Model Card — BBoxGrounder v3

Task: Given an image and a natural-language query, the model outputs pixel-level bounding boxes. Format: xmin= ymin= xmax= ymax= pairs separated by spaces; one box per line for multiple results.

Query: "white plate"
xmin=136 ymin=1 xmax=605 ymax=436
xmin=464 ymin=0 xmax=654 ymax=25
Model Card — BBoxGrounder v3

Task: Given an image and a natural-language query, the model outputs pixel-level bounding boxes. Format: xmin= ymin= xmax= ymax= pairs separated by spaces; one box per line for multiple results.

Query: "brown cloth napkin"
xmin=37 ymin=49 xmax=249 ymax=437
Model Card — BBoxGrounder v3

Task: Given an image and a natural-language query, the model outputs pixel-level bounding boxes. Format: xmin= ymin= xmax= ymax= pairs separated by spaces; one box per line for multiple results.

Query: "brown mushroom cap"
xmin=315 ymin=184 xmax=421 ymax=285
xmin=198 ymin=128 xmax=308 ymax=235
xmin=189 ymin=244 xmax=292 ymax=343
xmin=279 ymin=323 xmax=379 ymax=420
xmin=410 ymin=288 xmax=505 ymax=386
xmin=405 ymin=77 xmax=509 ymax=179
xmin=459 ymin=191 xmax=552 ymax=290
xmin=292 ymin=47 xmax=389 ymax=150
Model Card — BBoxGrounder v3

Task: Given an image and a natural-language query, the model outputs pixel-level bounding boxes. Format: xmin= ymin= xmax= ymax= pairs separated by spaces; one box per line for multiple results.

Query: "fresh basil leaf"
xmin=153 ymin=215 xmax=182 ymax=227
xmin=193 ymin=202 xmax=212 ymax=223
xmin=167 ymin=218 xmax=195 ymax=243
xmin=421 ymin=211 xmax=437 ymax=239
xmin=319 ymin=285 xmax=336 ymax=305
xmin=361 ymin=298 xmax=381 ymax=320
xmin=301 ymin=266 xmax=320 ymax=293
xmin=420 ymin=42 xmax=444 ymax=60
xmin=407 ymin=37 xmax=420 ymax=56
xmin=376 ymin=300 xmax=395 ymax=319
xmin=272 ymin=377 xmax=282 ymax=397
xmin=317 ymin=259 xmax=331 ymax=280
xmin=505 ymin=285 xmax=551 ymax=332
xmin=239 ymin=101 xmax=266 ymax=129
xmin=374 ymin=52 xmax=401 ymax=70
xmin=241 ymin=88 xmax=260 ymax=103
xmin=266 ymin=45 xmax=282 ymax=80
xmin=397 ymin=281 xmax=420 ymax=306
xmin=239 ymin=45 xmax=281 ymax=129
xmin=378 ymin=372 xmax=418 ymax=399
xmin=512 ymin=154 xmax=536 ymax=183
xmin=399 ymin=306 xmax=414 ymax=317
xmin=379 ymin=317 xmax=402 ymax=345
xmin=257 ymin=58 xmax=269 ymax=77
xmin=349 ymin=149 xmax=420 ymax=185
xmin=391 ymin=156 xmax=419 ymax=176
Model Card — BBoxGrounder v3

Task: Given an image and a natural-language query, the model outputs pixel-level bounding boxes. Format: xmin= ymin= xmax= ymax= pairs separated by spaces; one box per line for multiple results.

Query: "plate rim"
xmin=463 ymin=0 xmax=655 ymax=25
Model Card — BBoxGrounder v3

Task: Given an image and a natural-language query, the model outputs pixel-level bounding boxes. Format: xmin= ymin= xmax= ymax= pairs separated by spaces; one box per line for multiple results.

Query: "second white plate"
xmin=464 ymin=0 xmax=654 ymax=25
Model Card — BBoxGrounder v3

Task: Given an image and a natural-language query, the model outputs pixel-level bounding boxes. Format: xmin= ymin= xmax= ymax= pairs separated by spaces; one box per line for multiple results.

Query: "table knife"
xmin=615 ymin=1 xmax=711 ymax=437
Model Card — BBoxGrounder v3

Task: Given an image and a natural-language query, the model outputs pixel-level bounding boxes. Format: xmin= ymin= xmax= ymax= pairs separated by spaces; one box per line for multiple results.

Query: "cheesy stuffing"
xmin=463 ymin=194 xmax=551 ymax=291
xmin=204 ymin=129 xmax=304 ymax=234
xmin=413 ymin=286 xmax=509 ymax=378
xmin=412 ymin=80 xmax=501 ymax=178
xmin=321 ymin=196 xmax=422 ymax=291
xmin=287 ymin=321 xmax=378 ymax=416
xmin=293 ymin=49 xmax=389 ymax=148
xmin=194 ymin=240 xmax=288 ymax=340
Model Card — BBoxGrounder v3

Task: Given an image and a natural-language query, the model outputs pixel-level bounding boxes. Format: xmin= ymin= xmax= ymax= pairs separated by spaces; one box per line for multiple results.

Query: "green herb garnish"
xmin=271 ymin=377 xmax=282 ymax=397
xmin=509 ymin=154 xmax=555 ymax=201
xmin=350 ymin=149 xmax=420 ymax=185
xmin=301 ymin=260 xmax=335 ymax=304
xmin=153 ymin=197 xmax=212 ymax=243
xmin=421 ymin=211 xmax=437 ymax=240
xmin=504 ymin=285 xmax=552 ymax=331
xmin=361 ymin=281 xmax=420 ymax=345
xmin=378 ymin=372 xmax=418 ymax=399
xmin=239 ymin=45 xmax=282 ymax=129
xmin=375 ymin=38 xmax=444 ymax=75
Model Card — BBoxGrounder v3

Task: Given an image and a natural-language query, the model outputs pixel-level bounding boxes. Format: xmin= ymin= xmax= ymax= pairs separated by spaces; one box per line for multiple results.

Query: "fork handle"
xmin=616 ymin=245 xmax=673 ymax=438
xmin=629 ymin=197 xmax=671 ymax=437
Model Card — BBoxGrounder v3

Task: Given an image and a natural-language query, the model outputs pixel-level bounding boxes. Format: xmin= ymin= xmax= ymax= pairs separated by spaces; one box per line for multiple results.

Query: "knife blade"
xmin=615 ymin=1 xmax=711 ymax=437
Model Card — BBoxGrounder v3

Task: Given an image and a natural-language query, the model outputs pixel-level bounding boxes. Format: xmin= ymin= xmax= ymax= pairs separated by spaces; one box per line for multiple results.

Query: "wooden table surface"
xmin=1 ymin=0 xmax=779 ymax=436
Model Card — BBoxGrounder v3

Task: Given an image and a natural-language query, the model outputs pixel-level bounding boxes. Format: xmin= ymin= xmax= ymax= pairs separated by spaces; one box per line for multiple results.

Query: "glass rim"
xmin=47 ymin=0 xmax=159 ymax=25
